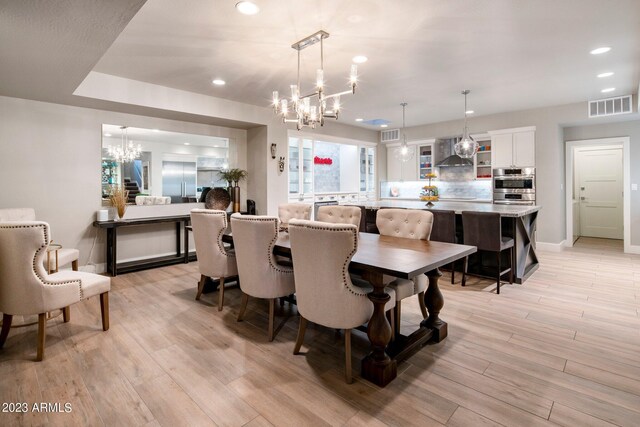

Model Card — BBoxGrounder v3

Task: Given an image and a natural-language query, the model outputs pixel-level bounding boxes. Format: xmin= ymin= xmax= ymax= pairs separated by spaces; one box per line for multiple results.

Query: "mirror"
xmin=101 ymin=125 xmax=230 ymax=204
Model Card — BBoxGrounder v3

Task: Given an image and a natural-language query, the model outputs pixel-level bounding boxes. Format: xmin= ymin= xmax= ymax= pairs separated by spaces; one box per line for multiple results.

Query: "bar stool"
xmin=429 ymin=210 xmax=458 ymax=284
xmin=461 ymin=211 xmax=514 ymax=294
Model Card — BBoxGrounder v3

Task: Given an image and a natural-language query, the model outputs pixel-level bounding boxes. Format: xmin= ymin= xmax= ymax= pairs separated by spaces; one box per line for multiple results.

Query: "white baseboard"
xmin=536 ymin=240 xmax=566 ymax=252
xmin=624 ymin=244 xmax=640 ymax=254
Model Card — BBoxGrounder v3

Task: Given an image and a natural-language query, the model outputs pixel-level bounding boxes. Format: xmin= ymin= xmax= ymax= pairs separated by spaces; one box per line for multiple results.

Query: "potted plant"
xmin=217 ymin=168 xmax=247 ymax=212
xmin=108 ymin=185 xmax=129 ymax=220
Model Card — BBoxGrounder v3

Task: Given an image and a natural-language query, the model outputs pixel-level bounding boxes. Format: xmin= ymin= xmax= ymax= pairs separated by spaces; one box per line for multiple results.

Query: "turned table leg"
xmin=361 ymin=270 xmax=397 ymax=387
xmin=421 ymin=268 xmax=448 ymax=342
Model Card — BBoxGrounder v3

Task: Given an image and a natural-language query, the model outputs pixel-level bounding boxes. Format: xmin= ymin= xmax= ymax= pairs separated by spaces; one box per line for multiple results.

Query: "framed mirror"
xmin=101 ymin=125 xmax=229 ymax=204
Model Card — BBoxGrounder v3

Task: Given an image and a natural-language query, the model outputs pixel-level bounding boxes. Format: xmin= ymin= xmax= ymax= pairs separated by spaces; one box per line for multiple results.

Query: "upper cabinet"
xmin=386 ymin=142 xmax=421 ymax=181
xmin=488 ymin=127 xmax=536 ymax=168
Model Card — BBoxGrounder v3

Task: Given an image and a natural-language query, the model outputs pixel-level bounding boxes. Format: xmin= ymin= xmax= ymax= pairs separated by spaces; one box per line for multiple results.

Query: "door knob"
xmin=580 ymin=196 xmax=586 ymax=200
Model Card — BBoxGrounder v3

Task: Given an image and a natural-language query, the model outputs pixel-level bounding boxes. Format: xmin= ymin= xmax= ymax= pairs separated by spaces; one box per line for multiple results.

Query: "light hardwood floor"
xmin=1 ymin=237 xmax=639 ymax=426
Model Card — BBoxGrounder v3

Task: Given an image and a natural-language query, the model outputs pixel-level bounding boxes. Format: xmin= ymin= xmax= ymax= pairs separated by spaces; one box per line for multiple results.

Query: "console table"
xmin=93 ymin=215 xmax=195 ymax=276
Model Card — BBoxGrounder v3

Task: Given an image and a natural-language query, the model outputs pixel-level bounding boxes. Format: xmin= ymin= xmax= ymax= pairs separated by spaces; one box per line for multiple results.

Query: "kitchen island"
xmin=354 ymin=200 xmax=540 ymax=283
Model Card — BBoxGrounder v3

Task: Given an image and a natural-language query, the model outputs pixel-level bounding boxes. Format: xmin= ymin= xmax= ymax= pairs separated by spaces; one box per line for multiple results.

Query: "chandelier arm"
xmin=323 ymin=89 xmax=353 ymax=99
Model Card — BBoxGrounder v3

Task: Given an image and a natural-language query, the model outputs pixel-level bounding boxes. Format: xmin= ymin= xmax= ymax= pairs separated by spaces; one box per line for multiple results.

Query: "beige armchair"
xmin=316 ymin=205 xmax=362 ymax=227
xmin=0 ymin=208 xmax=79 ymax=272
xmin=278 ymin=203 xmax=311 ymax=227
xmin=376 ymin=209 xmax=434 ymax=334
xmin=190 ymin=209 xmax=238 ymax=310
xmin=0 ymin=222 xmax=110 ymax=361
xmin=230 ymin=214 xmax=296 ymax=341
xmin=288 ymin=219 xmax=396 ymax=383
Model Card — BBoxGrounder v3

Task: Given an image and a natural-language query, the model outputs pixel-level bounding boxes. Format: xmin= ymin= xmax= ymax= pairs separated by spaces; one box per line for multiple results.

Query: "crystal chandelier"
xmin=394 ymin=102 xmax=415 ymax=163
xmin=454 ymin=90 xmax=479 ymax=158
xmin=272 ymin=30 xmax=357 ymax=130
xmin=108 ymin=126 xmax=141 ymax=163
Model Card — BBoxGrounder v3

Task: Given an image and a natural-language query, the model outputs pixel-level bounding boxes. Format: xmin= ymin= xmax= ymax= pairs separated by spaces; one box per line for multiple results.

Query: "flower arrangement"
xmin=218 ymin=168 xmax=248 ymax=186
xmin=420 ymin=172 xmax=438 ymax=206
xmin=108 ymin=185 xmax=129 ymax=219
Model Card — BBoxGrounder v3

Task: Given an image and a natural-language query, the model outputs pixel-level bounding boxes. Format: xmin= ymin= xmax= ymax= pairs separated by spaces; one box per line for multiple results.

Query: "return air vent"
xmin=380 ymin=128 xmax=400 ymax=142
xmin=589 ymin=95 xmax=632 ymax=118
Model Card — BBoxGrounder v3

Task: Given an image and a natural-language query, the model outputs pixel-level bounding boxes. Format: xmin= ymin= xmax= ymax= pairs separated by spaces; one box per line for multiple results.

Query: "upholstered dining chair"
xmin=278 ymin=203 xmax=312 ymax=227
xmin=0 ymin=221 xmax=110 ymax=361
xmin=316 ymin=205 xmax=362 ymax=227
xmin=230 ymin=214 xmax=296 ymax=341
xmin=376 ymin=208 xmax=434 ymax=335
xmin=0 ymin=208 xmax=80 ymax=273
xmin=288 ymin=219 xmax=396 ymax=383
xmin=190 ymin=209 xmax=238 ymax=310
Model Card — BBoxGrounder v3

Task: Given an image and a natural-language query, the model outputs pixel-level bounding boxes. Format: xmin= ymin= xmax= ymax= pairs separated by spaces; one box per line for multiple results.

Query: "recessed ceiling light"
xmin=465 ymin=110 xmax=474 ymax=114
xmin=352 ymin=55 xmax=368 ymax=64
xmin=355 ymin=118 xmax=364 ymax=122
xmin=601 ymin=87 xmax=615 ymax=93
xmin=590 ymin=47 xmax=611 ymax=55
xmin=103 ymin=133 xmax=112 ymax=137
xmin=184 ymin=142 xmax=190 ymax=145
xmin=235 ymin=1 xmax=259 ymax=15
xmin=380 ymin=124 xmax=388 ymax=128
xmin=212 ymin=79 xmax=226 ymax=86
xmin=597 ymin=72 xmax=614 ymax=78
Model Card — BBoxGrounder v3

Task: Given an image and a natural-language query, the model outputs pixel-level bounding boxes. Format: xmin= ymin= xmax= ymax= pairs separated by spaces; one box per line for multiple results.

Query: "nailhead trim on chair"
xmin=0 ymin=223 xmax=83 ymax=300
xmin=231 ymin=215 xmax=293 ymax=274
xmin=191 ymin=210 xmax=236 ymax=259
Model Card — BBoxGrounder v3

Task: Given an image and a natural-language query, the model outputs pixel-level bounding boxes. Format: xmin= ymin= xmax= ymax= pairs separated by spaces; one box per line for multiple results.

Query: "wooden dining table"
xmin=223 ymin=231 xmax=476 ymax=387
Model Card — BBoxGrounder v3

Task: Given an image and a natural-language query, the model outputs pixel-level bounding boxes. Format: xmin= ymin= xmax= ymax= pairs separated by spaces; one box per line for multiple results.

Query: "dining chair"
xmin=429 ymin=209 xmax=458 ymax=284
xmin=288 ymin=219 xmax=396 ymax=383
xmin=316 ymin=205 xmax=362 ymax=227
xmin=230 ymin=214 xmax=296 ymax=341
xmin=190 ymin=209 xmax=238 ymax=310
xmin=0 ymin=221 xmax=110 ymax=361
xmin=461 ymin=211 xmax=514 ymax=294
xmin=278 ymin=203 xmax=311 ymax=227
xmin=376 ymin=208 xmax=434 ymax=334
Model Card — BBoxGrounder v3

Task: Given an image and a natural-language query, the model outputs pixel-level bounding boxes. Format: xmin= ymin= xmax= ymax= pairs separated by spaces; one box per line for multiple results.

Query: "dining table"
xmin=222 ymin=230 xmax=476 ymax=387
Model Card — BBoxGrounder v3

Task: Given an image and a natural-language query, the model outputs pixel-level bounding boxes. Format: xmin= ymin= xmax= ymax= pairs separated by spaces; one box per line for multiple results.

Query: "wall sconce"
xmin=278 ymin=156 xmax=285 ymax=173
xmin=270 ymin=143 xmax=277 ymax=159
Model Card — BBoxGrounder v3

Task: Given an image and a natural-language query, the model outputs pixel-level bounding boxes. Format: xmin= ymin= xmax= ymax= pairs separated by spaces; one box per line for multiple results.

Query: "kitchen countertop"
xmin=380 ymin=197 xmax=492 ymax=203
xmin=354 ymin=200 xmax=540 ymax=217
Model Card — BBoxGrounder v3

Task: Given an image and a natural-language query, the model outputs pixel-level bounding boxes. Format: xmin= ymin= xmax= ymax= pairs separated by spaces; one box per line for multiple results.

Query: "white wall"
xmin=0 ymin=95 xmax=247 ymax=268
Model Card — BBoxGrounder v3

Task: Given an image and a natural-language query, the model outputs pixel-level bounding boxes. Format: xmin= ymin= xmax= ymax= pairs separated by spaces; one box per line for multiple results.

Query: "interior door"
xmin=577 ymin=147 xmax=623 ymax=239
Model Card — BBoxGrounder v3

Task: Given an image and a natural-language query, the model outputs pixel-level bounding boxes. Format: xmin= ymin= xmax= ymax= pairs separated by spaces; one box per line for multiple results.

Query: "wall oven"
xmin=493 ymin=167 xmax=536 ymax=205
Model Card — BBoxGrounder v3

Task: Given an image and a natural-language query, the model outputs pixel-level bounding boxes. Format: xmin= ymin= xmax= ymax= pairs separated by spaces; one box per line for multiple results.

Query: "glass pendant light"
xmin=394 ymin=102 xmax=415 ymax=163
xmin=454 ymin=90 xmax=479 ymax=159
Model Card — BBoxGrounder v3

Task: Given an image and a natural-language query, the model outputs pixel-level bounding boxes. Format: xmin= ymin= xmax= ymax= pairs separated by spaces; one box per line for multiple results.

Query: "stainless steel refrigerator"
xmin=162 ymin=161 xmax=197 ymax=203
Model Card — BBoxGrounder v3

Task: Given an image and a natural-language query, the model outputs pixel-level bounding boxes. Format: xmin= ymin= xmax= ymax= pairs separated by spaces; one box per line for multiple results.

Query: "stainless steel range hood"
xmin=435 ymin=138 xmax=473 ymax=167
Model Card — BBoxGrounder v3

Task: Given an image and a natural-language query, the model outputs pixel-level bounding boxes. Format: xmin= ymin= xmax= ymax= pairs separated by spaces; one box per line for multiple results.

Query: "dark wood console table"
xmin=93 ymin=215 xmax=195 ymax=276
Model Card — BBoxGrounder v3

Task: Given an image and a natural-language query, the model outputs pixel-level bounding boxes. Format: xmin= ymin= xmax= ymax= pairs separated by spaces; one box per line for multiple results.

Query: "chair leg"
xmin=344 ymin=328 xmax=352 ymax=384
xmin=36 ymin=313 xmax=46 ymax=361
xmin=496 ymin=252 xmax=501 ymax=295
xmin=293 ymin=316 xmax=308 ymax=354
xmin=100 ymin=292 xmax=110 ymax=331
xmin=196 ymin=274 xmax=206 ymax=301
xmin=268 ymin=298 xmax=275 ymax=342
xmin=72 ymin=260 xmax=79 ymax=271
xmin=0 ymin=313 xmax=12 ymax=348
xmin=417 ymin=291 xmax=428 ymax=319
xmin=62 ymin=306 xmax=70 ymax=323
xmin=237 ymin=292 xmax=249 ymax=321
xmin=218 ymin=276 xmax=225 ymax=311
xmin=461 ymin=256 xmax=468 ymax=286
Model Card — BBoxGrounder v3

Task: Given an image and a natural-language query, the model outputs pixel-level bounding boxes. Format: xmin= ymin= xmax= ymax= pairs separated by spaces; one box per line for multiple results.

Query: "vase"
xmin=116 ymin=205 xmax=127 ymax=221
xmin=233 ymin=186 xmax=241 ymax=213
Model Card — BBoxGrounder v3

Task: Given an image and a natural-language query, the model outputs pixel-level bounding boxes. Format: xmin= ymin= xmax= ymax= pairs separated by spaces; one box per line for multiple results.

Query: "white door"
xmin=491 ymin=134 xmax=514 ymax=168
xmin=513 ymin=131 xmax=535 ymax=167
xmin=577 ymin=147 xmax=623 ymax=239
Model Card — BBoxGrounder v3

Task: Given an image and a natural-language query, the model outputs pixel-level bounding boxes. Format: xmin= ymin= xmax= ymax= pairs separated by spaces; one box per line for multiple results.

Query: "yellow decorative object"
xmin=419 ymin=174 xmax=438 ymax=206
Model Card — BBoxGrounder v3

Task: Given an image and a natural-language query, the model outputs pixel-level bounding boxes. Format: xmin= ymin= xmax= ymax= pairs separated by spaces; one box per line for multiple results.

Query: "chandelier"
xmin=108 ymin=126 xmax=141 ymax=163
xmin=394 ymin=102 xmax=415 ymax=163
xmin=454 ymin=90 xmax=479 ymax=158
xmin=272 ymin=30 xmax=357 ymax=130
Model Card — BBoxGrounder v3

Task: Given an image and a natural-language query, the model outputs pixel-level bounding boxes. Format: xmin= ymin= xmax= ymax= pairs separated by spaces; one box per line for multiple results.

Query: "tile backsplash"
xmin=381 ymin=176 xmax=492 ymax=200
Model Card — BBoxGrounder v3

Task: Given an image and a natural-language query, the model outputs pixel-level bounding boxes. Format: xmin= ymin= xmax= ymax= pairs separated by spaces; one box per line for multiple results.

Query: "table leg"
xmin=184 ymin=220 xmax=190 ymax=263
xmin=111 ymin=228 xmax=118 ymax=277
xmin=361 ymin=270 xmax=397 ymax=387
xmin=176 ymin=221 xmax=181 ymax=257
xmin=420 ymin=268 xmax=447 ymax=342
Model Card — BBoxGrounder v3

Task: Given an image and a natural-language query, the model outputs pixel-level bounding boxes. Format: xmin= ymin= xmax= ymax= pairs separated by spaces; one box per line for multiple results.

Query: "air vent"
xmin=380 ymin=129 xmax=400 ymax=142
xmin=589 ymin=95 xmax=632 ymax=118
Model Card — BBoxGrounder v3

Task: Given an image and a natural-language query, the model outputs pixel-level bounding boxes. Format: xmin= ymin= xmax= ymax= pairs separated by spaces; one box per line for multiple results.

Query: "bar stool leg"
xmin=461 ymin=257 xmax=468 ymax=287
xmin=510 ymin=247 xmax=514 ymax=284
xmin=496 ymin=252 xmax=501 ymax=295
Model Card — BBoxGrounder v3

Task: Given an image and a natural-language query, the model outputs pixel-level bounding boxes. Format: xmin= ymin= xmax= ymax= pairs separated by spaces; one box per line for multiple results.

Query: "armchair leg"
xmin=36 ymin=313 xmax=46 ymax=361
xmin=218 ymin=276 xmax=225 ymax=311
xmin=196 ymin=274 xmax=206 ymax=301
xmin=63 ymin=306 xmax=70 ymax=323
xmin=100 ymin=292 xmax=110 ymax=331
xmin=344 ymin=328 xmax=352 ymax=384
xmin=268 ymin=298 xmax=275 ymax=342
xmin=237 ymin=293 xmax=249 ymax=321
xmin=417 ymin=291 xmax=428 ymax=319
xmin=0 ymin=313 xmax=12 ymax=348
xmin=293 ymin=316 xmax=308 ymax=354
xmin=72 ymin=260 xmax=79 ymax=271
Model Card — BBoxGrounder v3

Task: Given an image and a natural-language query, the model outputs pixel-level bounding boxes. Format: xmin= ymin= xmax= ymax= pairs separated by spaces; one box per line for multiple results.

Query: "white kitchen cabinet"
xmin=386 ymin=144 xmax=418 ymax=181
xmin=489 ymin=127 xmax=536 ymax=168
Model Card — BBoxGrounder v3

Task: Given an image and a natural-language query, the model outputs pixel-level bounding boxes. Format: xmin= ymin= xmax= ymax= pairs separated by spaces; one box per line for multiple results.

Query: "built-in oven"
xmin=493 ymin=167 xmax=536 ymax=205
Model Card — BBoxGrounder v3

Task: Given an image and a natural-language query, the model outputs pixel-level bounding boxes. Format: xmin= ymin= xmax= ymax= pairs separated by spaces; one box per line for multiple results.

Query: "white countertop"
xmin=355 ymin=200 xmax=540 ymax=217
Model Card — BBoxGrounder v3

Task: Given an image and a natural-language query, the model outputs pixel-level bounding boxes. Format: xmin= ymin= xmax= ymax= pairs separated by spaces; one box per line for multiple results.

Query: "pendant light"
xmin=454 ymin=90 xmax=479 ymax=159
xmin=394 ymin=102 xmax=415 ymax=163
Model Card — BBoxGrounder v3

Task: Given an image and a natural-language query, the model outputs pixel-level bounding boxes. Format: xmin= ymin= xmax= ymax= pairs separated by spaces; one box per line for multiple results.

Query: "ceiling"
xmin=92 ymin=0 xmax=640 ymax=128
xmin=102 ymin=124 xmax=229 ymax=147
